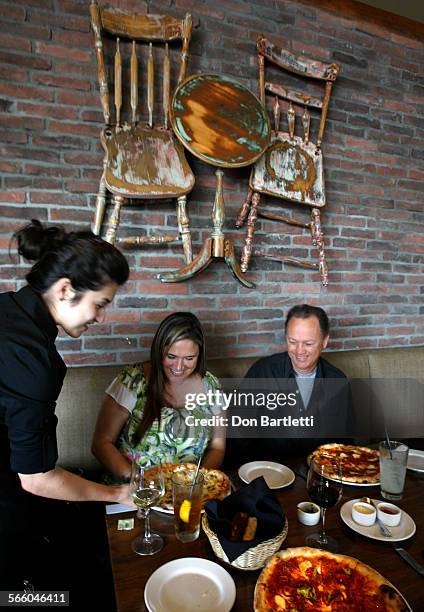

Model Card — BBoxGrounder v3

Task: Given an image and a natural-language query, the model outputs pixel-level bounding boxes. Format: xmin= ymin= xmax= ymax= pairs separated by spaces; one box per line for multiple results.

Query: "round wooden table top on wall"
xmin=170 ymin=73 xmax=270 ymax=168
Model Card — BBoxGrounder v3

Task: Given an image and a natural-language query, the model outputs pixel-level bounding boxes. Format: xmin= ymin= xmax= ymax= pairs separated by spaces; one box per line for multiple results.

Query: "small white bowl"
xmin=377 ymin=502 xmax=401 ymax=527
xmin=351 ymin=502 xmax=376 ymax=526
xmin=297 ymin=502 xmax=320 ymax=526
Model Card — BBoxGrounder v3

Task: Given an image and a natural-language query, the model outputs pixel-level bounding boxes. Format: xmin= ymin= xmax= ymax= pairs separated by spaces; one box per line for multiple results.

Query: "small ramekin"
xmin=377 ymin=502 xmax=401 ymax=527
xmin=351 ymin=502 xmax=376 ymax=526
xmin=297 ymin=502 xmax=320 ymax=526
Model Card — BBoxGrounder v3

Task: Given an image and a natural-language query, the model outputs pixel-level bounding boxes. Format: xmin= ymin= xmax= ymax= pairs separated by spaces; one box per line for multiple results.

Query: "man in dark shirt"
xmin=226 ymin=304 xmax=353 ymax=465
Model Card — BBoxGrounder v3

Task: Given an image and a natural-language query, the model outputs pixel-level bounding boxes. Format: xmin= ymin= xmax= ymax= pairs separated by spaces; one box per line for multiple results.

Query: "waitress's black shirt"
xmin=0 ymin=286 xmax=66 ymax=479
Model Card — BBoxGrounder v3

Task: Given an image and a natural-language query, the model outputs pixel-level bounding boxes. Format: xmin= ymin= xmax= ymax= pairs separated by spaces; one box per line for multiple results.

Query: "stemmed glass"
xmin=306 ymin=456 xmax=343 ymax=552
xmin=129 ymin=463 xmax=165 ymax=556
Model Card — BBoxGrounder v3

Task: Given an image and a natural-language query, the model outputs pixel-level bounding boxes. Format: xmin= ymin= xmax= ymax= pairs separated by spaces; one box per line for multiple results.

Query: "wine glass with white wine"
xmin=130 ymin=463 xmax=165 ymax=556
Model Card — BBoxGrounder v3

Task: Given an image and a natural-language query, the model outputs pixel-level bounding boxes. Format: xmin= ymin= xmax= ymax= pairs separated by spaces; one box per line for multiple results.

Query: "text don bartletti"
xmin=184 ymin=414 xmax=314 ymax=428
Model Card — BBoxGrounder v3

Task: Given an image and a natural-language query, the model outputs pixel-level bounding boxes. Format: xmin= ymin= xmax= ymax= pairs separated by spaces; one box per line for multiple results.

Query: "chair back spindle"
xmin=317 ymin=81 xmax=335 ymax=148
xmin=163 ymin=43 xmax=170 ymax=129
xmin=147 ymin=42 xmax=154 ymax=128
xmin=258 ymin=53 xmax=265 ymax=105
xmin=178 ymin=13 xmax=192 ymax=84
xmin=302 ymin=107 xmax=310 ymax=144
xmin=90 ymin=0 xmax=110 ymax=125
xmin=130 ymin=40 xmax=138 ymax=126
xmin=273 ymin=96 xmax=280 ymax=132
xmin=287 ymin=102 xmax=295 ymax=139
xmin=114 ymin=38 xmax=122 ymax=128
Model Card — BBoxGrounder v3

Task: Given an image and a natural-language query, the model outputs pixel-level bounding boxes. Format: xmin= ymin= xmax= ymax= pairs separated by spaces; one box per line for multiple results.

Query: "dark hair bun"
xmin=12 ymin=219 xmax=128 ymax=293
xmin=14 ymin=219 xmax=65 ymax=262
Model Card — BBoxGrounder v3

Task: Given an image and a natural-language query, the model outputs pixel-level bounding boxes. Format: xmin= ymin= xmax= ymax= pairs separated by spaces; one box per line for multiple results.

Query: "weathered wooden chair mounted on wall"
xmin=90 ymin=2 xmax=195 ymax=263
xmin=235 ymin=37 xmax=340 ymax=286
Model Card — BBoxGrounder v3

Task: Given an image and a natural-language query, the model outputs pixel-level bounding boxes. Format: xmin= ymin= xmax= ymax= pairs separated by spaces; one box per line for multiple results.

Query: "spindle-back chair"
xmin=236 ymin=36 xmax=340 ymax=285
xmin=90 ymin=1 xmax=194 ymax=262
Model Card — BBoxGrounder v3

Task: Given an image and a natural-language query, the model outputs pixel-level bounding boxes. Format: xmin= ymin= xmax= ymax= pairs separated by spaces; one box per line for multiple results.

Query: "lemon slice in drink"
xmin=179 ymin=499 xmax=191 ymax=523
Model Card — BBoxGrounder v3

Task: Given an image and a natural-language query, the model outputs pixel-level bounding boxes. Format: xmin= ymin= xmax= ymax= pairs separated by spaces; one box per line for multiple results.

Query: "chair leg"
xmin=92 ymin=160 xmax=107 ymax=236
xmin=176 ymin=195 xmax=192 ymax=264
xmin=105 ymin=195 xmax=124 ymax=244
xmin=118 ymin=234 xmax=178 ymax=247
xmin=224 ymin=239 xmax=255 ymax=289
xmin=240 ymin=191 xmax=261 ymax=273
xmin=310 ymin=208 xmax=328 ymax=286
xmin=235 ymin=187 xmax=253 ymax=228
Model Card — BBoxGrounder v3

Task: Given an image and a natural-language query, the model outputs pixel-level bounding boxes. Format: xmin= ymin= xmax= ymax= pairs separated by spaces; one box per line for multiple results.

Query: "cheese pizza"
xmin=254 ymin=547 xmax=409 ymax=611
xmin=307 ymin=443 xmax=380 ymax=484
xmin=145 ymin=463 xmax=230 ymax=511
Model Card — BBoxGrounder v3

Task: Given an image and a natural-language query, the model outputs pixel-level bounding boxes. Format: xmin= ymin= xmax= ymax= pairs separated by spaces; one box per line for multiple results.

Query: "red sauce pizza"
xmin=254 ymin=548 xmax=409 ymax=611
xmin=307 ymin=443 xmax=380 ymax=484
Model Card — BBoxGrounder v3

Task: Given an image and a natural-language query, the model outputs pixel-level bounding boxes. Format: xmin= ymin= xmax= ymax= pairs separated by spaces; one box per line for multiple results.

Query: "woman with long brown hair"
xmin=92 ymin=312 xmax=225 ymax=481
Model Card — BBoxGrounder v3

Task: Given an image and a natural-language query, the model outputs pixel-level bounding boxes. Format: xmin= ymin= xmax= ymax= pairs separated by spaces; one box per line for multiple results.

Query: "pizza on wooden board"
xmin=254 ymin=547 xmax=409 ymax=612
xmin=145 ymin=463 xmax=230 ymax=511
xmin=307 ymin=443 xmax=380 ymax=484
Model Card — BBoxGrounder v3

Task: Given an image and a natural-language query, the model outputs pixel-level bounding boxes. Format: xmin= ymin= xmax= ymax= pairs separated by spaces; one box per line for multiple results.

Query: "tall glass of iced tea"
xmin=172 ymin=468 xmax=204 ymax=542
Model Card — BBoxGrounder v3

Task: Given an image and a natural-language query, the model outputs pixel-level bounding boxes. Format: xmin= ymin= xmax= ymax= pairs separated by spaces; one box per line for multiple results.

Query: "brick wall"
xmin=0 ymin=0 xmax=423 ymax=365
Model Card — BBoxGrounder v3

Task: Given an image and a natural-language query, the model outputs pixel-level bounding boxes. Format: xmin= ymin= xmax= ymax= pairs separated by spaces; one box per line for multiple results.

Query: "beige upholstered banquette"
xmin=56 ymin=347 xmax=423 ymax=471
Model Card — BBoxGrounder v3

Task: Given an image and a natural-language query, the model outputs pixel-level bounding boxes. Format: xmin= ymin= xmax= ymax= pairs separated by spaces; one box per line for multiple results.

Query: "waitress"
xmin=0 ymin=220 xmax=132 ymax=606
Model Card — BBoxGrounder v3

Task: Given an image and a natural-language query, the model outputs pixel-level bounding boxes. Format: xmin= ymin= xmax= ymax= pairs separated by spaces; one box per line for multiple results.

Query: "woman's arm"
xmin=19 ymin=466 xmax=134 ymax=505
xmin=199 ymin=372 xmax=226 ymax=469
xmin=91 ymin=395 xmax=132 ymax=481
xmin=201 ymin=419 xmax=226 ymax=469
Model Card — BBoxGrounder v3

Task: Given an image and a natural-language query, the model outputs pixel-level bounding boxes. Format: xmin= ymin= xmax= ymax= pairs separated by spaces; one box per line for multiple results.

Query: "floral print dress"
xmin=105 ymin=363 xmax=222 ymax=481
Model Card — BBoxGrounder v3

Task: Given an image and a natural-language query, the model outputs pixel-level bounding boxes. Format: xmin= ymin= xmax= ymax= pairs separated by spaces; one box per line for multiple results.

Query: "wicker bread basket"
xmin=202 ymin=513 xmax=288 ymax=571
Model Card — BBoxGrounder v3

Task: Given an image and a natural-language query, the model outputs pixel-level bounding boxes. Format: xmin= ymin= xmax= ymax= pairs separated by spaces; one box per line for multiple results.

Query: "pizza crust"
xmin=145 ymin=463 xmax=230 ymax=511
xmin=307 ymin=443 xmax=380 ymax=484
xmin=254 ymin=547 xmax=409 ymax=612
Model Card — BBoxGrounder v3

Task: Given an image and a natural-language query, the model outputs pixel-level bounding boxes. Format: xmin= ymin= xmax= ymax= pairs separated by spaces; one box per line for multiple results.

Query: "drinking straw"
xmin=384 ymin=423 xmax=393 ymax=459
xmin=189 ymin=451 xmax=202 ymax=498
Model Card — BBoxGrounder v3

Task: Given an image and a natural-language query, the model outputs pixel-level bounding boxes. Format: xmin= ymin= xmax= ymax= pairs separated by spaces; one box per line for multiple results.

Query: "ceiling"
xmin=359 ymin=0 xmax=424 ymax=24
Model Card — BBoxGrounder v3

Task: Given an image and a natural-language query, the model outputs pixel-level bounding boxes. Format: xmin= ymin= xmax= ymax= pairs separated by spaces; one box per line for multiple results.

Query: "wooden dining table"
xmin=105 ymin=458 xmax=424 ymax=611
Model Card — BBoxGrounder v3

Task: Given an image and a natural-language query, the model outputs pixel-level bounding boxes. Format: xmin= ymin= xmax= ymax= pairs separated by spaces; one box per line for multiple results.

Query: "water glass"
xmin=379 ymin=440 xmax=408 ymax=501
xmin=172 ymin=469 xmax=204 ymax=543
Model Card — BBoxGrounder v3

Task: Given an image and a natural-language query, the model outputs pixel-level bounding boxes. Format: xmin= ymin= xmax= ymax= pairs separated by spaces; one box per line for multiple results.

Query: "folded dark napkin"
xmin=204 ymin=476 xmax=285 ymax=563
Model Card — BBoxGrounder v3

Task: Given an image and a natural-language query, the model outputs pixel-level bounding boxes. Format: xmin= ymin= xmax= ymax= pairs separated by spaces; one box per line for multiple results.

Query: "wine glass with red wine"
xmin=306 ymin=456 xmax=343 ymax=552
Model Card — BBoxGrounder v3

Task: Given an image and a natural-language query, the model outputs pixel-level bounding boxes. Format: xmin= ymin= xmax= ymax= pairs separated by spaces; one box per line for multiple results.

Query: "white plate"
xmin=144 ymin=557 xmax=236 ymax=612
xmin=328 ymin=476 xmax=380 ymax=487
xmin=105 ymin=503 xmax=137 ymax=515
xmin=238 ymin=461 xmax=295 ymax=489
xmin=407 ymin=448 xmax=424 ymax=473
xmin=152 ymin=505 xmax=173 ymax=515
xmin=340 ymin=498 xmax=416 ymax=542
xmin=152 ymin=506 xmax=209 ymax=517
